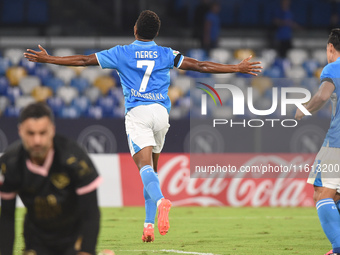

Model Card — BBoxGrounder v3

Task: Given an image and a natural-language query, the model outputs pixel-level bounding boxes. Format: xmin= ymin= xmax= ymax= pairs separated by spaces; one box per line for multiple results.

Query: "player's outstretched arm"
xmin=0 ymin=197 xmax=16 ymax=255
xmin=178 ymin=55 xmax=262 ymax=76
xmin=24 ymin=45 xmax=98 ymax=66
xmin=295 ymin=81 xmax=335 ymax=120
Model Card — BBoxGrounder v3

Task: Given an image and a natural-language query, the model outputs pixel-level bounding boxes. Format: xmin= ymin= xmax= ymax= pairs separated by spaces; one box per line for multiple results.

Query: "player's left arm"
xmin=295 ymin=81 xmax=335 ymax=120
xmin=0 ymin=197 xmax=16 ymax=255
xmin=24 ymin=45 xmax=98 ymax=66
xmin=178 ymin=55 xmax=262 ymax=76
xmin=77 ymin=190 xmax=100 ymax=255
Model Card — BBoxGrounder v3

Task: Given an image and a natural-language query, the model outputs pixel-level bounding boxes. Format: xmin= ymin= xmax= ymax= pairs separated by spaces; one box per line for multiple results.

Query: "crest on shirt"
xmin=0 ymin=163 xmax=6 ymax=185
xmin=50 ymin=173 xmax=70 ymax=189
xmin=173 ymin=50 xmax=180 ymax=56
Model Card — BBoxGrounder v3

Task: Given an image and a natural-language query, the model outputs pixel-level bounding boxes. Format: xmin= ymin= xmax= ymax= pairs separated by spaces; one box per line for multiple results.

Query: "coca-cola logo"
xmin=158 ymin=154 xmax=314 ymax=207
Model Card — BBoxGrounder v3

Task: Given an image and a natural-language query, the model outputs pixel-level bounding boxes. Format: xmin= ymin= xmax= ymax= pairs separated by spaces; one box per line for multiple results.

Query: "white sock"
xmin=156 ymin=198 xmax=163 ymax=207
xmin=144 ymin=222 xmax=154 ymax=228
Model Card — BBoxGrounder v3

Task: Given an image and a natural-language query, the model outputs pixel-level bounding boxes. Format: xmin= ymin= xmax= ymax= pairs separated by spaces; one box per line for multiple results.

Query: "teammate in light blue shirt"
xmin=295 ymin=28 xmax=340 ymax=255
xmin=95 ymin=40 xmax=183 ymax=114
xmin=24 ymin=10 xmax=262 ymax=243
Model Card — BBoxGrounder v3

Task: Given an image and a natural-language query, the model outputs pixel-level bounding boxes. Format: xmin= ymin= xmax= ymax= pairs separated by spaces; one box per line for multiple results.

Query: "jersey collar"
xmin=132 ymin=40 xmax=157 ymax=46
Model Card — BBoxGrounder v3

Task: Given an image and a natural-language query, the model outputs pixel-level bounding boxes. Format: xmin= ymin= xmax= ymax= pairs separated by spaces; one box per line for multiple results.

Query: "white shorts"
xmin=307 ymin=146 xmax=340 ymax=192
xmin=125 ymin=104 xmax=170 ymax=156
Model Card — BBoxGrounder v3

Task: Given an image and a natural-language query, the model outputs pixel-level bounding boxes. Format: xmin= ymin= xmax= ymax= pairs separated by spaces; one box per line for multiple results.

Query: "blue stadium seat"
xmin=1 ymin=0 xmax=25 ymax=24
xmin=46 ymin=96 xmax=64 ymax=116
xmin=0 ymin=57 xmax=11 ymax=76
xmin=0 ymin=77 xmax=10 ymax=95
xmin=85 ymin=105 xmax=103 ymax=119
xmin=3 ymin=106 xmax=21 ymax=117
xmin=111 ymin=70 xmax=121 ymax=87
xmin=44 ymin=77 xmax=65 ymax=94
xmin=59 ymin=105 xmax=81 ymax=119
xmin=70 ymin=77 xmax=90 ymax=94
xmin=96 ymin=96 xmax=119 ymax=117
xmin=19 ymin=58 xmax=41 ymax=75
xmin=34 ymin=66 xmax=53 ymax=84
xmin=71 ymin=96 xmax=91 ymax=114
xmin=302 ymin=59 xmax=320 ymax=78
xmin=5 ymin=86 xmax=22 ymax=104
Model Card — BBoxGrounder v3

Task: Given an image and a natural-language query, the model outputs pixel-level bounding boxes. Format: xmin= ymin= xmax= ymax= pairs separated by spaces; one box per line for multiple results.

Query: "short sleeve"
xmin=67 ymin=148 xmax=102 ymax=196
xmin=95 ymin=46 xmax=121 ymax=69
xmin=168 ymin=48 xmax=184 ymax=69
xmin=320 ymin=64 xmax=336 ymax=88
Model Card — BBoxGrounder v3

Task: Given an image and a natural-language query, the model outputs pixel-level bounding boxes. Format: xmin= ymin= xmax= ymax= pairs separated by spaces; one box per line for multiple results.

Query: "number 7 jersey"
xmin=95 ymin=40 xmax=184 ymax=114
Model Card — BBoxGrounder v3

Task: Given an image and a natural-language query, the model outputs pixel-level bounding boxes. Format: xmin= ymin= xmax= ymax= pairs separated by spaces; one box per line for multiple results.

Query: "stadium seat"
xmin=93 ymin=76 xmax=116 ymax=95
xmin=302 ymin=59 xmax=320 ymax=78
xmin=96 ymin=96 xmax=119 ymax=117
xmin=19 ymin=76 xmax=41 ymax=95
xmin=15 ymin=95 xmax=36 ymax=109
xmin=56 ymin=86 xmax=79 ymax=105
xmin=53 ymin=48 xmax=76 ymax=57
xmin=33 ymin=66 xmax=53 ymax=84
xmin=107 ymin=87 xmax=124 ymax=104
xmin=31 ymin=86 xmax=53 ymax=102
xmin=285 ymin=65 xmax=307 ymax=80
xmin=54 ymin=67 xmax=77 ymax=84
xmin=0 ymin=57 xmax=12 ymax=76
xmin=287 ymin=48 xmax=308 ymax=66
xmin=70 ymin=77 xmax=91 ymax=94
xmin=84 ymin=86 xmax=101 ymax=104
xmin=210 ymin=48 xmax=232 ymax=64
xmin=0 ymin=77 xmax=10 ymax=95
xmin=44 ymin=77 xmax=65 ymax=93
xmin=4 ymin=48 xmax=24 ymax=66
xmin=59 ymin=105 xmax=81 ymax=118
xmin=110 ymin=70 xmax=121 ymax=87
xmin=6 ymin=66 xmax=27 ymax=86
xmin=80 ymin=67 xmax=101 ymax=84
xmin=314 ymin=67 xmax=323 ymax=79
xmin=3 ymin=106 xmax=21 ymax=117
xmin=234 ymin=49 xmax=256 ymax=61
xmin=251 ymin=76 xmax=273 ymax=95
xmin=312 ymin=48 xmax=327 ymax=66
xmin=260 ymin=49 xmax=278 ymax=66
xmin=46 ymin=96 xmax=64 ymax=116
xmin=301 ymin=77 xmax=319 ymax=94
xmin=172 ymin=75 xmax=192 ymax=95
xmin=5 ymin=86 xmax=22 ymax=104
xmin=0 ymin=96 xmax=10 ymax=113
xmin=168 ymin=87 xmax=183 ymax=104
xmin=85 ymin=105 xmax=103 ymax=119
xmin=71 ymin=96 xmax=91 ymax=114
xmin=19 ymin=58 xmax=40 ymax=75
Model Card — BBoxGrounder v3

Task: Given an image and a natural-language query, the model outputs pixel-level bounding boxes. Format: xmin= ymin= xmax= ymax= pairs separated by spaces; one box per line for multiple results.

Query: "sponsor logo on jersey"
xmin=50 ymin=173 xmax=70 ymax=189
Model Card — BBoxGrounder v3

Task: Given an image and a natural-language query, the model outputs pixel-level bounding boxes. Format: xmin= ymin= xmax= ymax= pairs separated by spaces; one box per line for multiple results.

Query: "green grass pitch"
xmin=10 ymin=207 xmax=329 ymax=255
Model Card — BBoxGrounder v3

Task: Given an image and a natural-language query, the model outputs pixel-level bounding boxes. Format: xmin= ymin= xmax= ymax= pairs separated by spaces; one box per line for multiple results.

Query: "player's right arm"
xmin=178 ymin=55 xmax=262 ymax=76
xmin=24 ymin=45 xmax=98 ymax=66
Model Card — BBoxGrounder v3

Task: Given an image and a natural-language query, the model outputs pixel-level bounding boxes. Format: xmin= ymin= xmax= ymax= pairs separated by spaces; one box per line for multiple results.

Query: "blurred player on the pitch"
xmin=295 ymin=28 xmax=340 ymax=255
xmin=0 ymin=102 xmax=101 ymax=255
xmin=24 ymin=10 xmax=262 ymax=243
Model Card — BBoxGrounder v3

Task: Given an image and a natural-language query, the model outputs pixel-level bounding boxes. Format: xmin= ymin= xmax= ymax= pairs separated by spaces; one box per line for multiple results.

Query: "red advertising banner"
xmin=119 ymin=153 xmax=315 ymax=207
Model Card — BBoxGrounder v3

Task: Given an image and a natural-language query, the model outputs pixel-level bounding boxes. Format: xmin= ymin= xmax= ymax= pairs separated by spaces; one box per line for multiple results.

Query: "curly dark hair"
xmin=328 ymin=28 xmax=340 ymax=52
xmin=19 ymin=102 xmax=54 ymax=124
xmin=136 ymin=10 xmax=161 ymax=40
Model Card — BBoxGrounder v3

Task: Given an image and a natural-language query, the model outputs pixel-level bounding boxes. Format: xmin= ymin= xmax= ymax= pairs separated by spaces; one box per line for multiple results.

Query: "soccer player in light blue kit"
xmin=295 ymin=28 xmax=340 ymax=255
xmin=24 ymin=10 xmax=262 ymax=243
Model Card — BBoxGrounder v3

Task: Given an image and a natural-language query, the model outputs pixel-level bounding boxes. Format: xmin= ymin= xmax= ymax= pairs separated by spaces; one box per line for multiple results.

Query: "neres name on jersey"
xmin=135 ymin=51 xmax=158 ymax=59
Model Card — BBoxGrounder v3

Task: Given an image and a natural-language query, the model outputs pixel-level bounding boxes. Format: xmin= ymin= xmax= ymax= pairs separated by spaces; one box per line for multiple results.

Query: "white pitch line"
xmin=118 ymin=250 xmax=220 ymax=255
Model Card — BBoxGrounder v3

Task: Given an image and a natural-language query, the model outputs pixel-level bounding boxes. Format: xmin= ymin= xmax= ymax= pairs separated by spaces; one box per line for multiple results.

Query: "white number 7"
xmin=137 ymin=60 xmax=155 ymax=92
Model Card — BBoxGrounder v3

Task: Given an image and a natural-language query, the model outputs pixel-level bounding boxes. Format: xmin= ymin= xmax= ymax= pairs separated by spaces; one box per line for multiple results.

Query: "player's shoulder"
xmin=53 ymin=134 xmax=89 ymax=162
xmin=0 ymin=140 xmax=24 ymax=167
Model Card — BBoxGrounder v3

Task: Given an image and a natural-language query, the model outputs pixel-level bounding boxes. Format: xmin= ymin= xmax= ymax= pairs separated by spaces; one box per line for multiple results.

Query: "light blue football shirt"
xmin=95 ymin=40 xmax=184 ymax=114
xmin=320 ymin=57 xmax=340 ymax=148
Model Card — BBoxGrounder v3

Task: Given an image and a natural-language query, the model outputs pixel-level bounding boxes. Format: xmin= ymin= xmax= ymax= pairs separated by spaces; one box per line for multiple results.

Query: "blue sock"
xmin=143 ymin=187 xmax=157 ymax=224
xmin=140 ymin=165 xmax=164 ymax=203
xmin=317 ymin=198 xmax=340 ymax=253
